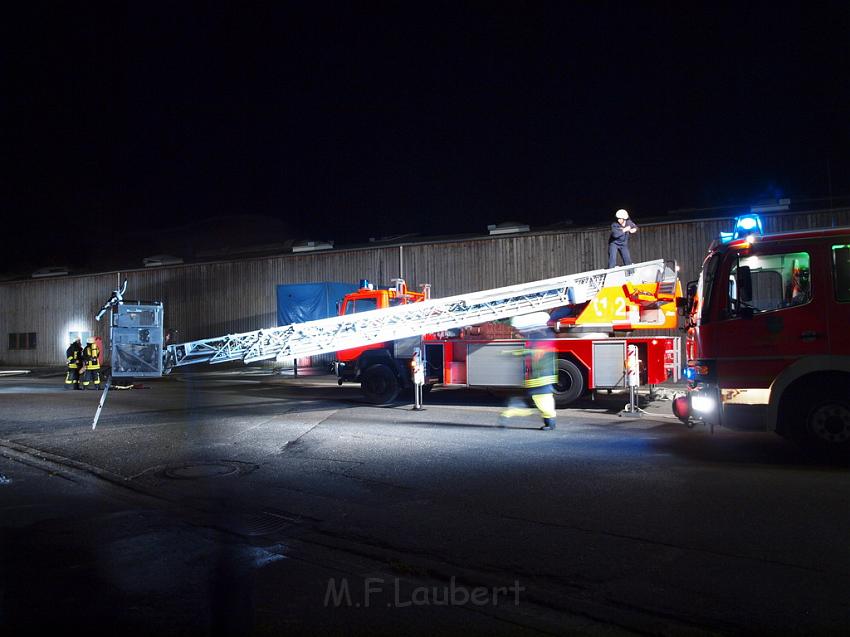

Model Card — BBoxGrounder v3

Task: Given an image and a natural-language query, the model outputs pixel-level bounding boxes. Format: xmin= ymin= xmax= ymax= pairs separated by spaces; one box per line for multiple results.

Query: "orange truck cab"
xmin=334 ymin=279 xmax=428 ymax=400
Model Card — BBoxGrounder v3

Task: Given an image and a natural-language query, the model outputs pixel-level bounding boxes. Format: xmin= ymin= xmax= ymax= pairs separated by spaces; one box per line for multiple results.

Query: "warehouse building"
xmin=2 ymin=200 xmax=848 ymax=368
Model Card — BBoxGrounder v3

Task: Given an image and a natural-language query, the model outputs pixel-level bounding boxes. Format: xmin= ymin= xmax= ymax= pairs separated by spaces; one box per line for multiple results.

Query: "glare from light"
xmin=732 ymin=213 xmax=763 ymax=239
xmin=737 ymin=216 xmax=758 ymax=230
xmin=691 ymin=395 xmax=716 ymax=413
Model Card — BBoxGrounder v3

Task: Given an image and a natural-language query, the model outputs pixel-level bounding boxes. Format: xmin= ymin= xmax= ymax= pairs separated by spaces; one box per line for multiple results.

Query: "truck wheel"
xmin=361 ymin=364 xmax=400 ymax=406
xmin=786 ymin=379 xmax=850 ymax=452
xmin=553 ymin=359 xmax=584 ymax=407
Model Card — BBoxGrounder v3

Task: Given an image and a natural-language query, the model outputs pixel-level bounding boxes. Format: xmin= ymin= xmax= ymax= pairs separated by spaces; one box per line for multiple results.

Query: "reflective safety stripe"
xmin=84 ymin=345 xmax=101 ymax=369
xmin=525 ymin=375 xmax=557 ymax=388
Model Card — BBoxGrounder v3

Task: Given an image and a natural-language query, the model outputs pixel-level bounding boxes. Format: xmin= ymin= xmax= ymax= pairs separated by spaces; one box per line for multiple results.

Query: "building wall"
xmin=2 ymin=208 xmax=849 ymax=366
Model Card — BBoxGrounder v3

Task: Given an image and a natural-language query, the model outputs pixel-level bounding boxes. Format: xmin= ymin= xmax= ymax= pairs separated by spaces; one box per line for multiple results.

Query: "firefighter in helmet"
xmin=499 ymin=313 xmax=558 ymax=430
xmin=608 ymin=208 xmax=638 ymax=268
xmin=64 ymin=336 xmax=84 ymax=390
xmin=81 ymin=337 xmax=102 ymax=390
xmin=790 ymin=265 xmax=810 ymax=305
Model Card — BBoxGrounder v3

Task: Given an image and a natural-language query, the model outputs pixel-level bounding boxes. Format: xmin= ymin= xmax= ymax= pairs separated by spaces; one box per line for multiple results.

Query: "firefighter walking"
xmin=500 ymin=314 xmax=558 ymax=430
xmin=64 ymin=337 xmax=84 ymax=390
xmin=81 ymin=337 xmax=102 ymax=390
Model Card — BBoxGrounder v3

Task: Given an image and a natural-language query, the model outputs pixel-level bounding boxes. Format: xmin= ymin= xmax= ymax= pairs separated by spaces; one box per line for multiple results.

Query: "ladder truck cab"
xmin=334 ymin=279 xmax=430 ymax=403
xmin=674 ymin=214 xmax=850 ymax=450
xmin=335 ymin=264 xmax=683 ymax=407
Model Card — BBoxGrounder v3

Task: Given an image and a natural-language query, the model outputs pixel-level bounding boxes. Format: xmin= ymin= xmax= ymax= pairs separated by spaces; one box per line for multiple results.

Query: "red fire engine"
xmin=335 ymin=271 xmax=682 ymax=406
xmin=674 ymin=214 xmax=850 ymax=449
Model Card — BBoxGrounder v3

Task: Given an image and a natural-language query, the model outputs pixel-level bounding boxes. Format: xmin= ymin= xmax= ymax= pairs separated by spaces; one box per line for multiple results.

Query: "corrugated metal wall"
xmin=2 ymin=207 xmax=849 ymax=366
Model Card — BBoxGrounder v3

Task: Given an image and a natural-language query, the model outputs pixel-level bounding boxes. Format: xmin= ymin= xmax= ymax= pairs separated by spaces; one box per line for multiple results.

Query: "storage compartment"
xmin=592 ymin=341 xmax=627 ymax=388
xmin=466 ymin=342 xmax=524 ymax=387
xmin=446 ymin=362 xmax=467 ymax=384
xmin=425 ymin=343 xmax=444 ymax=383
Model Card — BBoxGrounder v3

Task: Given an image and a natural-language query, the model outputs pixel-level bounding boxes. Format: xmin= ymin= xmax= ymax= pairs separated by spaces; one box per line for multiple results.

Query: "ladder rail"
xmin=166 ymin=260 xmax=671 ymax=369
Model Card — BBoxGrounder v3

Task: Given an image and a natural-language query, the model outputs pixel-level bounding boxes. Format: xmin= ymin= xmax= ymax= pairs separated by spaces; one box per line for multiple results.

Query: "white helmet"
xmin=615 ymin=209 xmax=629 ymax=220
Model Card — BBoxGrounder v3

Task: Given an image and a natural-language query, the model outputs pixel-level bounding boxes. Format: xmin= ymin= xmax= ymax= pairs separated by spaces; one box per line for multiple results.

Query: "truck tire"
xmin=786 ymin=379 xmax=850 ymax=452
xmin=553 ymin=358 xmax=584 ymax=407
xmin=361 ymin=363 xmax=400 ymax=406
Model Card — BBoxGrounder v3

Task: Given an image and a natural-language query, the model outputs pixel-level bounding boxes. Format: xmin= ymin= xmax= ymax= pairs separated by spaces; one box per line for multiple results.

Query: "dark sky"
xmin=3 ymin=2 xmax=849 ymax=273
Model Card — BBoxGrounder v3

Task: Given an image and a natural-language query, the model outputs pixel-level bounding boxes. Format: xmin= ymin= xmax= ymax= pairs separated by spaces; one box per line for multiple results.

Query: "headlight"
xmin=691 ymin=394 xmax=716 ymax=413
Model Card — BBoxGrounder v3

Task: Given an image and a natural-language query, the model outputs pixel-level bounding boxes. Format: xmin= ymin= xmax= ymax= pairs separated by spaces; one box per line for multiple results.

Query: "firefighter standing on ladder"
xmin=608 ymin=209 xmax=638 ymax=268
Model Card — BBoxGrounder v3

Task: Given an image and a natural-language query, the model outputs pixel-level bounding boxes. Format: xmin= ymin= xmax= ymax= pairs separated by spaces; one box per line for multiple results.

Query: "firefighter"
xmin=81 ymin=337 xmax=102 ymax=390
xmin=64 ymin=337 xmax=84 ymax=390
xmin=789 ymin=265 xmax=810 ymax=305
xmin=500 ymin=314 xmax=558 ymax=430
xmin=608 ymin=208 xmax=638 ymax=268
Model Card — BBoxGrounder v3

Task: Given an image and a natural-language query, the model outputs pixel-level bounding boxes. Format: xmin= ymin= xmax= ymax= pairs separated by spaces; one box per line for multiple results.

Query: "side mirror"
xmin=737 ymin=266 xmax=753 ymax=303
xmin=679 ymin=280 xmax=698 ymax=317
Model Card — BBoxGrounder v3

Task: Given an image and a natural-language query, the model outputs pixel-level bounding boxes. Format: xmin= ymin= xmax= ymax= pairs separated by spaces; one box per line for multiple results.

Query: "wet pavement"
xmin=1 ymin=370 xmax=849 ymax=635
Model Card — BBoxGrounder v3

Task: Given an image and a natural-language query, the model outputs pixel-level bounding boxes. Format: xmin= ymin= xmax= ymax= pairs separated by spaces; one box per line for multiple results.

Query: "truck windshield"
xmin=344 ymin=298 xmax=378 ymax=314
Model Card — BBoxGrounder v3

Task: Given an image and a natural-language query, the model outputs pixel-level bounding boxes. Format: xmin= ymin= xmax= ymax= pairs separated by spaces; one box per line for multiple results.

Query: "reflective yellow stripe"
xmin=525 ymin=375 xmax=556 ymax=388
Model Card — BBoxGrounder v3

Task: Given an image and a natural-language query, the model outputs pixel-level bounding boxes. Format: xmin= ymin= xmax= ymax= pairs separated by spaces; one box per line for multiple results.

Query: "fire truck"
xmin=334 ymin=263 xmax=682 ymax=406
xmin=673 ymin=214 xmax=850 ymax=449
xmin=157 ymin=260 xmax=681 ymax=411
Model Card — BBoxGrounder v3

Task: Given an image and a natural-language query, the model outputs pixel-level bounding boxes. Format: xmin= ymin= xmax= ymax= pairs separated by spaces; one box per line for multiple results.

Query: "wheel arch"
xmin=553 ymin=354 xmax=588 ymax=407
xmin=769 ymin=356 xmax=850 ymax=434
xmin=357 ymin=349 xmax=410 ymax=387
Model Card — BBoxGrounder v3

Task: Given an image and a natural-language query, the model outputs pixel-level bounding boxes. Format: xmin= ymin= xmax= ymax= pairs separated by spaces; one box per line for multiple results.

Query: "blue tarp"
xmin=276 ymin=282 xmax=357 ymax=326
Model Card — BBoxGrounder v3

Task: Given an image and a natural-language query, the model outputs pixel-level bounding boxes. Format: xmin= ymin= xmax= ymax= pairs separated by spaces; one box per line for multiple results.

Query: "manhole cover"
xmin=164 ymin=463 xmax=240 ymax=479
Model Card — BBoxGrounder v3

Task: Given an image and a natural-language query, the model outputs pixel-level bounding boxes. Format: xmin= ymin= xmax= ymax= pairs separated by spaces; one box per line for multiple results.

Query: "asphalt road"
xmin=1 ymin=370 xmax=848 ymax=636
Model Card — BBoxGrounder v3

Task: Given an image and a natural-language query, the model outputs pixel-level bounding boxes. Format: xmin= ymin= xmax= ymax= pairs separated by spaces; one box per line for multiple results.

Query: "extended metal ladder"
xmin=165 ymin=260 xmax=675 ymax=370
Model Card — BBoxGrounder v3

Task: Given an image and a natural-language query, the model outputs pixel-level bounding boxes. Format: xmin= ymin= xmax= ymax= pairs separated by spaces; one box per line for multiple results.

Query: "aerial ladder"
xmin=164 ymin=259 xmax=678 ymax=371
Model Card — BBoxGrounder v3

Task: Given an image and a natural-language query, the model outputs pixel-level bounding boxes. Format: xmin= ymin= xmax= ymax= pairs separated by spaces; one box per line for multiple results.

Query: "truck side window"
xmin=729 ymin=251 xmax=811 ymax=313
xmin=833 ymin=245 xmax=850 ymax=302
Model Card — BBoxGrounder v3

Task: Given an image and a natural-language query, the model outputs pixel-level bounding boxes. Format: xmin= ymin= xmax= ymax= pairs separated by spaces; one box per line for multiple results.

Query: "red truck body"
xmin=335 ymin=278 xmax=681 ymax=406
xmin=676 ymin=218 xmax=850 ymax=449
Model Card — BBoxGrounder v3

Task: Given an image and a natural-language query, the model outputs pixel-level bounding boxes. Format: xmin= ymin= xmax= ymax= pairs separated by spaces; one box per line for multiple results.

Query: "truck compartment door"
xmin=592 ymin=341 xmax=627 ymax=389
xmin=466 ymin=343 xmax=524 ymax=387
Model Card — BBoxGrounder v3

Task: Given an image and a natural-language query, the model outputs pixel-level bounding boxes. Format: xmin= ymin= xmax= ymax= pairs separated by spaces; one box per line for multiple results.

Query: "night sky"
xmin=4 ymin=2 xmax=849 ymax=274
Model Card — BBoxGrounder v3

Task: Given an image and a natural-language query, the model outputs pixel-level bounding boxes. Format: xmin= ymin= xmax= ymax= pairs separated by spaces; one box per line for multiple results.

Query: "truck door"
xmin=714 ymin=246 xmax=829 ymax=388
xmin=336 ymin=293 xmax=384 ymax=363
xmin=829 ymin=243 xmax=850 ymax=355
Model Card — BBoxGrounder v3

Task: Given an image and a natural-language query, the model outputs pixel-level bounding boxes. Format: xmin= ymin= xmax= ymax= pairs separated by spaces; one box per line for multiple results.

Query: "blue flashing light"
xmin=733 ymin=213 xmax=763 ymax=239
xmin=683 ymin=367 xmax=695 ymax=380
